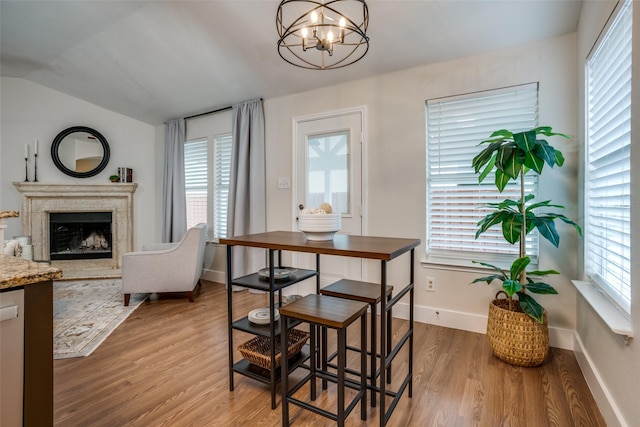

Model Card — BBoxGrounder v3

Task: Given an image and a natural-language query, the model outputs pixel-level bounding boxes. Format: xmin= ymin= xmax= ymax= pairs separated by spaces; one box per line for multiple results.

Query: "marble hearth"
xmin=13 ymin=182 xmax=137 ymax=271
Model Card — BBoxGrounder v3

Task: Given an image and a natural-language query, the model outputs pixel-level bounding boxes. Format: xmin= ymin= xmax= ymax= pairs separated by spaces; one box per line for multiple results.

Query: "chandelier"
xmin=276 ymin=0 xmax=369 ymax=70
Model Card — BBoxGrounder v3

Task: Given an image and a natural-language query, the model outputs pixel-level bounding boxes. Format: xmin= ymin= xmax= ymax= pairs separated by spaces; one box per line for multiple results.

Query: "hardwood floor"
xmin=54 ymin=280 xmax=605 ymax=426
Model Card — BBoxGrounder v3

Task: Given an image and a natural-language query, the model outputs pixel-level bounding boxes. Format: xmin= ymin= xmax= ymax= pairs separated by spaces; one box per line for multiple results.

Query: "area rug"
xmin=53 ymin=279 xmax=148 ymax=359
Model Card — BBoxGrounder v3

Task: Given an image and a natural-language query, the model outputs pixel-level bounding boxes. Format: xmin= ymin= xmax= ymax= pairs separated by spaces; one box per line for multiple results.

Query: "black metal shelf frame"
xmin=227 ymin=247 xmax=321 ymax=409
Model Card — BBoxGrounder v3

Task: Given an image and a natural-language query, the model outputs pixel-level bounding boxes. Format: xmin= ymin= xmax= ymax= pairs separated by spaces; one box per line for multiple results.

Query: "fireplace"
xmin=13 ymin=182 xmax=137 ymax=271
xmin=49 ymin=212 xmax=113 ymax=260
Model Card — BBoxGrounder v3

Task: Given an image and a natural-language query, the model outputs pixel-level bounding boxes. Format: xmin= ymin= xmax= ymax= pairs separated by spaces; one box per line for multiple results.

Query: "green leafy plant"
xmin=109 ymin=175 xmax=120 ymax=182
xmin=470 ymin=126 xmax=582 ymax=323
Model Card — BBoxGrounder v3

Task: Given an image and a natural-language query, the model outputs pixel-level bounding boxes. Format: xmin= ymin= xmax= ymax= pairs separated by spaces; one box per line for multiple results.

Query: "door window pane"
xmin=306 ymin=132 xmax=349 ymax=214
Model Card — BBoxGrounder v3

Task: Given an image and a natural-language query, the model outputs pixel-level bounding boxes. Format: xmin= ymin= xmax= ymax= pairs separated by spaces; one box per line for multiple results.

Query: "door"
xmin=293 ymin=109 xmax=365 ymax=293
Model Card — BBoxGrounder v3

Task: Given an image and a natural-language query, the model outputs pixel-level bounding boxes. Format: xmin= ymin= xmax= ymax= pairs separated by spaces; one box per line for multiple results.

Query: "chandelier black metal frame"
xmin=276 ymin=0 xmax=369 ymax=70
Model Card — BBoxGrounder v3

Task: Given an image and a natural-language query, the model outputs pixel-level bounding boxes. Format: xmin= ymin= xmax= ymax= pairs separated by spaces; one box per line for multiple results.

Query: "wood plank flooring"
xmin=54 ymin=280 xmax=605 ymax=426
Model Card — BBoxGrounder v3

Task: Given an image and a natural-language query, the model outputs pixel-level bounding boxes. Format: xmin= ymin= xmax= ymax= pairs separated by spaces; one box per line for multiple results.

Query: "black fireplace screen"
xmin=49 ymin=212 xmax=112 ymax=260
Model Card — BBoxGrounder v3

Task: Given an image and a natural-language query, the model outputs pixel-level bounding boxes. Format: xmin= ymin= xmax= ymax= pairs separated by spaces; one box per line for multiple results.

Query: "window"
xmin=184 ymin=139 xmax=208 ymax=230
xmin=213 ymin=134 xmax=232 ymax=239
xmin=306 ymin=131 xmax=350 ymax=214
xmin=585 ymin=0 xmax=632 ymax=314
xmin=184 ymin=134 xmax=232 ymax=239
xmin=426 ymin=83 xmax=539 ymax=267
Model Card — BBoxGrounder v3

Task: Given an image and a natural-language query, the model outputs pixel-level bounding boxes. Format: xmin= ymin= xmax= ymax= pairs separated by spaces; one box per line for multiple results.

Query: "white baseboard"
xmin=390 ymin=301 xmax=575 ymax=350
xmin=573 ymin=333 xmax=627 ymax=427
xmin=201 ymin=269 xmax=225 ymax=284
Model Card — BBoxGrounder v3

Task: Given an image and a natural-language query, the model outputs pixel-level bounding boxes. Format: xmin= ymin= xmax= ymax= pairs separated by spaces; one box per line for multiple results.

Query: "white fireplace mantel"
xmin=12 ymin=182 xmax=137 ymax=270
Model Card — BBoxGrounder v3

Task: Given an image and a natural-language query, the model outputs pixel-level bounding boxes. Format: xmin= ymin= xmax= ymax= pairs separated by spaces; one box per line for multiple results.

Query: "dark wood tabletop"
xmin=220 ymin=231 xmax=420 ymax=261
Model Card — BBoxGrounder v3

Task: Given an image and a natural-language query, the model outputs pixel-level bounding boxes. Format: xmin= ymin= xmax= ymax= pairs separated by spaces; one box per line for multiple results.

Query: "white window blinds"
xmin=184 ymin=139 xmax=208 ymax=230
xmin=214 ymin=134 xmax=232 ymax=239
xmin=426 ymin=83 xmax=539 ymax=266
xmin=585 ymin=0 xmax=632 ymax=313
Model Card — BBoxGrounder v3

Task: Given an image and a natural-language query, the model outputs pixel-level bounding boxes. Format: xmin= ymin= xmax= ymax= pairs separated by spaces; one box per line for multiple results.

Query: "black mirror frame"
xmin=51 ymin=126 xmax=110 ymax=178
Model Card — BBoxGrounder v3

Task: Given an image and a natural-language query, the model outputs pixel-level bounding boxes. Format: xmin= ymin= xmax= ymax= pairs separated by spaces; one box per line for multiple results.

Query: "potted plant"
xmin=109 ymin=175 xmax=120 ymax=183
xmin=470 ymin=126 xmax=582 ymax=366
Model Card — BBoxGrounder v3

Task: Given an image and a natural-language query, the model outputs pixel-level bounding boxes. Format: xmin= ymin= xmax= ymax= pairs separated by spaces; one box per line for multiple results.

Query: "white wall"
xmin=265 ymin=34 xmax=579 ymax=345
xmin=0 ymin=77 xmax=157 ymax=253
xmin=574 ymin=2 xmax=640 ymax=426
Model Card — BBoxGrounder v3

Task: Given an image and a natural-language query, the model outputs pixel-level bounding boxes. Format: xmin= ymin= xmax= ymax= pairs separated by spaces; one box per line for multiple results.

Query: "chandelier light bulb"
xmin=327 ymin=31 xmax=334 ymax=42
xmin=339 ymin=16 xmax=346 ymax=42
xmin=310 ymin=10 xmax=318 ymax=23
xmin=301 ymin=27 xmax=308 ymax=50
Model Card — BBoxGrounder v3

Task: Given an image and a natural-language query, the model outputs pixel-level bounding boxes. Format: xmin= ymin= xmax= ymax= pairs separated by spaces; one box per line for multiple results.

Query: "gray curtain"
xmin=228 ymin=99 xmax=266 ymax=280
xmin=162 ymin=118 xmax=187 ymax=243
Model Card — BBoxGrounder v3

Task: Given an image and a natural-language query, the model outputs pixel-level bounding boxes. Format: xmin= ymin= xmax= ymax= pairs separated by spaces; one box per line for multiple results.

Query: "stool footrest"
xmin=326 ymin=345 xmax=381 ymax=361
xmin=384 ymin=329 xmax=411 ymax=371
xmin=315 ymin=369 xmax=366 ymax=391
xmin=287 ymin=371 xmax=314 ymax=398
xmin=383 ymin=374 xmax=411 ymax=424
xmin=327 ymin=361 xmax=379 ymax=382
xmin=286 ymin=370 xmax=365 ymax=422
xmin=288 ymin=397 xmax=339 ymax=422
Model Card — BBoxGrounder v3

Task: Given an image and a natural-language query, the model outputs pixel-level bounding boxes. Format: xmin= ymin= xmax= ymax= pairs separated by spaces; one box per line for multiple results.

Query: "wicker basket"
xmin=486 ymin=291 xmax=549 ymax=367
xmin=238 ymin=329 xmax=309 ymax=370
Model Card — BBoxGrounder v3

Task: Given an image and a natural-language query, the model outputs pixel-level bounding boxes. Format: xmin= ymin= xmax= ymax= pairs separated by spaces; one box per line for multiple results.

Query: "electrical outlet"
xmin=426 ymin=277 xmax=436 ymax=292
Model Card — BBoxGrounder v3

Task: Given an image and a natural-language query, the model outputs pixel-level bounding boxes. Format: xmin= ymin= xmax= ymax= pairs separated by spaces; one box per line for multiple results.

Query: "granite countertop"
xmin=0 ymin=255 xmax=62 ymax=290
xmin=0 ymin=210 xmax=19 ymax=218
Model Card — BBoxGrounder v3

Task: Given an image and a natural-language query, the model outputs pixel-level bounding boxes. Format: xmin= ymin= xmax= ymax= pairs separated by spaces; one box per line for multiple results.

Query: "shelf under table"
xmin=230 ymin=267 xmax=317 ymax=292
xmin=232 ymin=345 xmax=310 ymax=384
xmin=232 ymin=316 xmax=303 ymax=337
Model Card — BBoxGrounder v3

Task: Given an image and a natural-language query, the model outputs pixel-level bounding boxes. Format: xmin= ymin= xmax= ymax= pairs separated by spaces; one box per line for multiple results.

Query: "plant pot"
xmin=486 ymin=292 xmax=549 ymax=367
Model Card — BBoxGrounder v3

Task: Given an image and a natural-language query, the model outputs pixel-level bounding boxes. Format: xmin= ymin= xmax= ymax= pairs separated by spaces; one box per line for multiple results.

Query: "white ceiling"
xmin=0 ymin=0 xmax=583 ymax=125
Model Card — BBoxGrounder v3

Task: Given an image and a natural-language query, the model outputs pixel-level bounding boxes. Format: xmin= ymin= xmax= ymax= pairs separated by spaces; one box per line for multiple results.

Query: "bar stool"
xmin=319 ymin=279 xmax=393 ymax=407
xmin=280 ymin=294 xmax=368 ymax=427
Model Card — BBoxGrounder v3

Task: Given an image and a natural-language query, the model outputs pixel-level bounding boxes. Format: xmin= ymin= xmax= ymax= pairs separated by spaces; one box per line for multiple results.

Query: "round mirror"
xmin=51 ymin=126 xmax=110 ymax=178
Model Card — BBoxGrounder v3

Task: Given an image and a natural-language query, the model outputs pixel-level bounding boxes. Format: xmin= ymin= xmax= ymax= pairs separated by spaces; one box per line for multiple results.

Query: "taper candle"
xmin=35 ymin=139 xmax=39 ymax=155
xmin=24 ymin=144 xmax=28 ymax=158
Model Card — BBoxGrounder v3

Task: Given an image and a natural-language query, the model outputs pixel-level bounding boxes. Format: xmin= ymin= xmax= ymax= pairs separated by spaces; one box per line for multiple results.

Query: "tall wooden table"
xmin=221 ymin=231 xmax=420 ymax=425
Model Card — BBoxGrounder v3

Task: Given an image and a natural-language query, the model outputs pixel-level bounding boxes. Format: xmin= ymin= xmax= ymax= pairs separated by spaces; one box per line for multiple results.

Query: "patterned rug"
xmin=53 ymin=279 xmax=148 ymax=359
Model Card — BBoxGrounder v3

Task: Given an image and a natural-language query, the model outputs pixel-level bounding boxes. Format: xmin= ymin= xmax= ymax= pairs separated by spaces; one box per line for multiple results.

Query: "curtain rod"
xmin=184 ymin=98 xmax=264 ymax=121
xmin=184 ymin=105 xmax=232 ymax=121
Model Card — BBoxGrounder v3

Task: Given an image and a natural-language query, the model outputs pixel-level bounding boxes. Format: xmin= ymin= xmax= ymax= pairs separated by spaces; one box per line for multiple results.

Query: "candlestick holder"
xmin=34 ymin=153 xmax=38 ymax=182
xmin=24 ymin=157 xmax=30 ymax=182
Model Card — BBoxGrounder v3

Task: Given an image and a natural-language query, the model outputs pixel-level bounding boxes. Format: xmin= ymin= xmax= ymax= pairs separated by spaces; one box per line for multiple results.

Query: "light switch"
xmin=278 ymin=177 xmax=291 ymax=189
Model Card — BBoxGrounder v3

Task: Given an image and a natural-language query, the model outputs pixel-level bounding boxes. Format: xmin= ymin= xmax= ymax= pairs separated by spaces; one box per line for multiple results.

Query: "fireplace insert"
xmin=49 ymin=212 xmax=112 ymax=260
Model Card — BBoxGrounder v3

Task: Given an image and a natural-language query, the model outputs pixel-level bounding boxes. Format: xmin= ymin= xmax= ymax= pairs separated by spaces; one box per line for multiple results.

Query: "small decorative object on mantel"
xmin=24 ymin=143 xmax=30 ymax=182
xmin=297 ymin=203 xmax=341 ymax=241
xmin=109 ymin=175 xmax=120 ymax=183
xmin=470 ymin=126 xmax=582 ymax=367
xmin=118 ymin=167 xmax=133 ymax=183
xmin=33 ymin=139 xmax=39 ymax=182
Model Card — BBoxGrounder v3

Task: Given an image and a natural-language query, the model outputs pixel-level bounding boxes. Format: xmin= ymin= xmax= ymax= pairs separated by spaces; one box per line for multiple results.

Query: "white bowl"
xmin=298 ymin=213 xmax=341 ymax=241
xmin=302 ymin=231 xmax=340 ymax=241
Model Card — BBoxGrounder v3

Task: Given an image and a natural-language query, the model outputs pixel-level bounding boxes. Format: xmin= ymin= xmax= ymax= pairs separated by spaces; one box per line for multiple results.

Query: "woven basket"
xmin=486 ymin=291 xmax=549 ymax=367
xmin=238 ymin=329 xmax=309 ymax=370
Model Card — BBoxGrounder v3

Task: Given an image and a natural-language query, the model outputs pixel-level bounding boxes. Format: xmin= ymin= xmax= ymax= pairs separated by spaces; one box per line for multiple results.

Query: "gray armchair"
xmin=122 ymin=223 xmax=208 ymax=306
